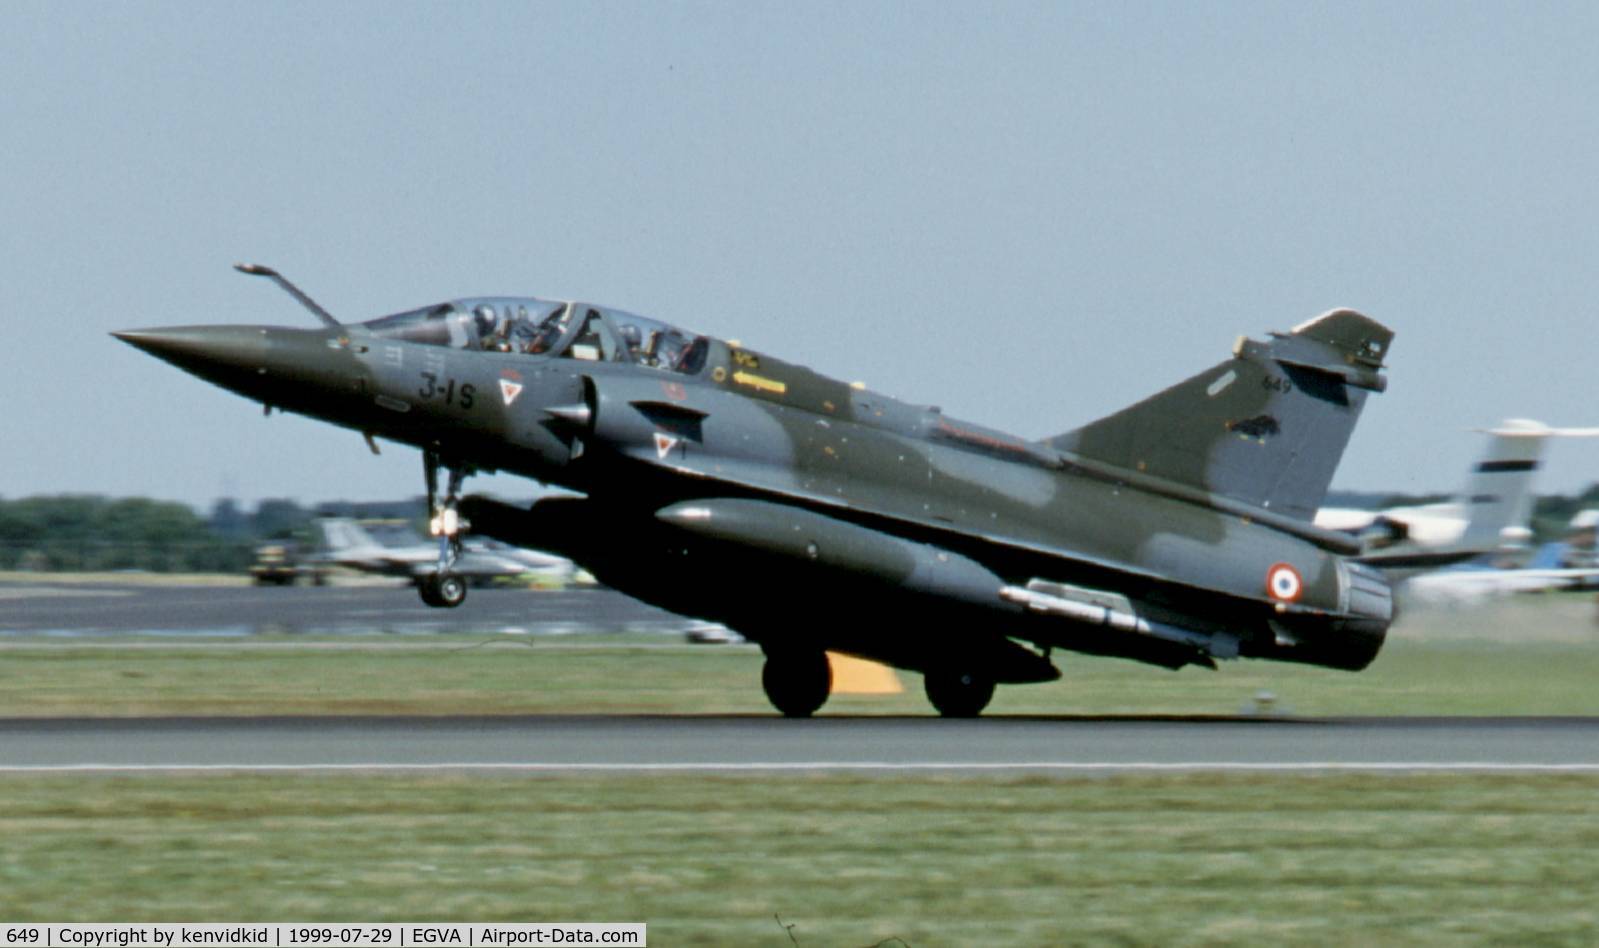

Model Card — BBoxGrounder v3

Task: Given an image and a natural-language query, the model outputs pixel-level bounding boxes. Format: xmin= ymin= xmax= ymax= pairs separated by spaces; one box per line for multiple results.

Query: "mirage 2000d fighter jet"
xmin=116 ymin=265 xmax=1395 ymax=717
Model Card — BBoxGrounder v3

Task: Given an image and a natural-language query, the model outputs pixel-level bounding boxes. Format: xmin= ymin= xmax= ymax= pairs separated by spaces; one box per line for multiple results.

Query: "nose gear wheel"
xmin=420 ymin=450 xmax=472 ymax=609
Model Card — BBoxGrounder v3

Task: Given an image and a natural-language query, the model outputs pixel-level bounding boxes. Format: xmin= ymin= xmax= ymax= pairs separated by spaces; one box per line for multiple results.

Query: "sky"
xmin=6 ymin=1 xmax=1599 ymax=510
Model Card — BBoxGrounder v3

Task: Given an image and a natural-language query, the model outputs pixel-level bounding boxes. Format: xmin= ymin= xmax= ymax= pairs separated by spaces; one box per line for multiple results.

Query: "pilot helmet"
xmin=473 ymin=305 xmax=497 ymax=336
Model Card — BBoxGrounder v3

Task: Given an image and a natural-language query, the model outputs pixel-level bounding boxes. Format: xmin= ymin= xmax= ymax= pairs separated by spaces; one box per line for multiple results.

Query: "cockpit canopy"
xmin=361 ymin=297 xmax=710 ymax=374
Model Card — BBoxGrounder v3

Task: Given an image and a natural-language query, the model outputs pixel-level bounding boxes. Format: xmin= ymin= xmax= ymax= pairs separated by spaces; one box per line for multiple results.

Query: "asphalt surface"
xmin=4 ymin=715 xmax=1599 ymax=772
xmin=0 ymin=578 xmax=690 ymax=637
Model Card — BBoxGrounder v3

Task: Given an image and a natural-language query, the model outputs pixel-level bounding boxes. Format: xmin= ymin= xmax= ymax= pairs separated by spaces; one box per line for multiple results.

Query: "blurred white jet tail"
xmin=1316 ymin=419 xmax=1599 ymax=573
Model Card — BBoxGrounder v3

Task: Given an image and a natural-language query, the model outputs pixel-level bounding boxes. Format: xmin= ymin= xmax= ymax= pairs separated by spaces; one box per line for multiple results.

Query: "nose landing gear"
xmin=419 ymin=451 xmax=472 ymax=609
xmin=419 ymin=571 xmax=467 ymax=608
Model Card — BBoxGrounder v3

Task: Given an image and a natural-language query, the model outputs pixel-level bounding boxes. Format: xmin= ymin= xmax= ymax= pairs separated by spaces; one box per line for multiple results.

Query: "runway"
xmin=4 ymin=715 xmax=1599 ymax=772
xmin=0 ymin=577 xmax=694 ymax=637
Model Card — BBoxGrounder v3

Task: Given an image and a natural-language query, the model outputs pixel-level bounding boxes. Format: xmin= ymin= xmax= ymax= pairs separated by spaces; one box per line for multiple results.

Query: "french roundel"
xmin=1266 ymin=563 xmax=1303 ymax=602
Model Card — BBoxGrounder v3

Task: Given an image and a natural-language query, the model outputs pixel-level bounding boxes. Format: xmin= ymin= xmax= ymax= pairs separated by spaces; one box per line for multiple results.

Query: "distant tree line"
xmin=0 ymin=495 xmax=428 ymax=573
xmin=1530 ymin=485 xmax=1599 ymax=540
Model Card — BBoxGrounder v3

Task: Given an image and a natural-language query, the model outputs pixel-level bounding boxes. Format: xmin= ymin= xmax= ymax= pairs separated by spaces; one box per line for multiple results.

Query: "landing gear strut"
xmin=761 ymin=649 xmax=832 ymax=718
xmin=420 ymin=450 xmax=471 ymax=609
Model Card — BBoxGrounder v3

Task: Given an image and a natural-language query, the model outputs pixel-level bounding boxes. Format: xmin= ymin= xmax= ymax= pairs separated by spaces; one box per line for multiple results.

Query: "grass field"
xmin=1 ymin=772 xmax=1596 ymax=944
xmin=2 ymin=633 xmax=1599 ymax=718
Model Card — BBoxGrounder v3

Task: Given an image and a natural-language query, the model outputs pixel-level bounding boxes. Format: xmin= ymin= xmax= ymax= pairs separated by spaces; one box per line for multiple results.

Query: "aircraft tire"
xmin=761 ymin=650 xmax=831 ymax=718
xmin=433 ymin=573 xmax=468 ymax=608
xmin=417 ymin=576 xmax=442 ymax=607
xmin=924 ymin=670 xmax=995 ymax=718
xmin=418 ymin=573 xmax=467 ymax=608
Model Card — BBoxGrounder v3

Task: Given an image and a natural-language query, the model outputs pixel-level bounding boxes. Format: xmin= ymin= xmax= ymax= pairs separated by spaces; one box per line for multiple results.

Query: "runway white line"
xmin=5 ymin=762 xmax=1599 ymax=774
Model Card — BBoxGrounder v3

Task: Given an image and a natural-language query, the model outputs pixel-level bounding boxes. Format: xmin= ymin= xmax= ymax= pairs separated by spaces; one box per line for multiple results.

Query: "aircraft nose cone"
xmin=113 ymin=326 xmax=269 ymax=367
xmin=112 ymin=325 xmax=276 ymax=394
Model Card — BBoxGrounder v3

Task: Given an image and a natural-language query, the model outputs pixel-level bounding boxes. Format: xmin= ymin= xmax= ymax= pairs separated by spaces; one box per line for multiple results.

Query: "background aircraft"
xmin=117 ymin=265 xmax=1397 ymax=717
xmin=1401 ymin=555 xmax=1599 ymax=606
xmin=1393 ymin=508 xmax=1599 ymax=606
xmin=307 ymin=517 xmax=575 ymax=587
xmin=1316 ymin=419 xmax=1599 ymax=573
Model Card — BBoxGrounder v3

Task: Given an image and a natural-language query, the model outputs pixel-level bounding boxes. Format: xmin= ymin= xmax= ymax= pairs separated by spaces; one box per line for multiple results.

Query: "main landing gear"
xmin=418 ymin=451 xmax=471 ymax=609
xmin=923 ymin=669 xmax=995 ymax=718
xmin=758 ymin=649 xmax=998 ymax=718
xmin=760 ymin=649 xmax=832 ymax=718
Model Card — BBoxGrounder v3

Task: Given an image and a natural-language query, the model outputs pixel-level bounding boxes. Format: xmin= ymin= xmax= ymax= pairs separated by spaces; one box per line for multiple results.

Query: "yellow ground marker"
xmin=826 ymin=651 xmax=903 ymax=694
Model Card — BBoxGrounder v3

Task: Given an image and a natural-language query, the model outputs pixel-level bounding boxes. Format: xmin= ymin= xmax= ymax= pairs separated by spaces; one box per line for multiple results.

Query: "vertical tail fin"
xmin=1453 ymin=420 xmax=1552 ymax=552
xmin=1047 ymin=309 xmax=1392 ymax=521
xmin=315 ymin=517 xmax=376 ymax=554
xmin=1452 ymin=420 xmax=1599 ymax=552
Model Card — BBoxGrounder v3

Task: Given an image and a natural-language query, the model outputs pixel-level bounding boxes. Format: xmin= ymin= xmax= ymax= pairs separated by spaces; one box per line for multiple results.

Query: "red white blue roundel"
xmin=1266 ymin=563 xmax=1303 ymax=602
